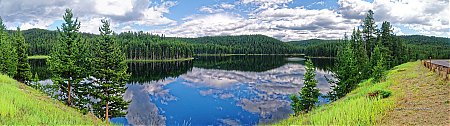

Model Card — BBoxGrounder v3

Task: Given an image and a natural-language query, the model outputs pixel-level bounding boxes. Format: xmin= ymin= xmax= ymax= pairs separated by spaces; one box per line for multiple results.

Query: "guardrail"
xmin=422 ymin=59 xmax=450 ymax=81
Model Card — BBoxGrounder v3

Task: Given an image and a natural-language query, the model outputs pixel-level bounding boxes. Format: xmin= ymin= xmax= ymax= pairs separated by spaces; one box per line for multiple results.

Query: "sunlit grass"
xmin=0 ymin=74 xmax=105 ymax=125
xmin=275 ymin=61 xmax=420 ymax=125
xmin=125 ymin=57 xmax=194 ymax=62
xmin=27 ymin=55 xmax=50 ymax=59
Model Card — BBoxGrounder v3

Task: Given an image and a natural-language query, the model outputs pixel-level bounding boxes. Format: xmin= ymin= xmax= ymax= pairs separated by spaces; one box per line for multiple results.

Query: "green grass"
xmin=0 ymin=74 xmax=105 ymax=125
xmin=27 ymin=55 xmax=50 ymax=59
xmin=125 ymin=57 xmax=194 ymax=62
xmin=275 ymin=62 xmax=419 ymax=125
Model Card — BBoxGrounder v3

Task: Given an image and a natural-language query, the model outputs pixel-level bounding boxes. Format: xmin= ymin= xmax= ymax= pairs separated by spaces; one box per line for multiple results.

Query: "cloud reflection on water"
xmin=122 ymin=63 xmax=334 ymax=125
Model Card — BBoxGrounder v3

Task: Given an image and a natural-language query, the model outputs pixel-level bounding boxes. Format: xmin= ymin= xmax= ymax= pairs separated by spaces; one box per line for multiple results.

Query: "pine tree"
xmin=32 ymin=73 xmax=41 ymax=89
xmin=290 ymin=58 xmax=320 ymax=116
xmin=328 ymin=39 xmax=359 ymax=101
xmin=371 ymin=45 xmax=386 ymax=82
xmin=362 ymin=10 xmax=377 ymax=58
xmin=48 ymin=9 xmax=83 ymax=106
xmin=13 ymin=27 xmax=32 ymax=83
xmin=352 ymin=28 xmax=370 ymax=80
xmin=91 ymin=19 xmax=130 ymax=123
xmin=0 ymin=17 xmax=18 ymax=77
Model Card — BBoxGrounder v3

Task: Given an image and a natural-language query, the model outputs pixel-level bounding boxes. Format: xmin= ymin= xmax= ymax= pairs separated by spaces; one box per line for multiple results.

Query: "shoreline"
xmin=125 ymin=57 xmax=194 ymax=62
xmin=194 ymin=54 xmax=305 ymax=56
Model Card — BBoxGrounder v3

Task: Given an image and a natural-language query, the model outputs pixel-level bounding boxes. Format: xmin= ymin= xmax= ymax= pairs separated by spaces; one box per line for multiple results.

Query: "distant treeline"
xmin=12 ymin=28 xmax=449 ymax=60
xmin=16 ymin=29 xmax=302 ymax=60
xmin=288 ymin=35 xmax=450 ymax=59
xmin=174 ymin=35 xmax=300 ymax=54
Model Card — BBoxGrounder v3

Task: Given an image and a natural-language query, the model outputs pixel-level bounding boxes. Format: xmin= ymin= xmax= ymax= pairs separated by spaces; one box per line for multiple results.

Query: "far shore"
xmin=194 ymin=53 xmax=305 ymax=56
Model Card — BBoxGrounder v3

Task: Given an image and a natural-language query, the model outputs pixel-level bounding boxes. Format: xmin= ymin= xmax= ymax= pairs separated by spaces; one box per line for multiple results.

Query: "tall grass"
xmin=276 ymin=62 xmax=418 ymax=125
xmin=0 ymin=74 xmax=105 ymax=125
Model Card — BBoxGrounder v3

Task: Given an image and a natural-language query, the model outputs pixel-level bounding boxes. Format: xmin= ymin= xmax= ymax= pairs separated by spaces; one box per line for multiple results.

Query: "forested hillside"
xmin=288 ymin=39 xmax=342 ymax=57
xmin=399 ymin=35 xmax=450 ymax=59
xmin=116 ymin=32 xmax=193 ymax=60
xmin=289 ymin=36 xmax=450 ymax=59
xmin=12 ymin=28 xmax=450 ymax=60
xmin=18 ymin=29 xmax=301 ymax=59
xmin=174 ymin=35 xmax=300 ymax=54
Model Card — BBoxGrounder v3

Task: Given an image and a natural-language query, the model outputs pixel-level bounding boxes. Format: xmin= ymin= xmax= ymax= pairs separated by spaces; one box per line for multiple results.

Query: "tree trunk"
xmin=68 ymin=79 xmax=71 ymax=106
xmin=105 ymin=98 xmax=109 ymax=124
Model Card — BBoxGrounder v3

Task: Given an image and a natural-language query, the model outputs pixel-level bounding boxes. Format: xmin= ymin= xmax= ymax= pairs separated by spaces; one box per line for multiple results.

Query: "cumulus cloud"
xmin=338 ymin=0 xmax=449 ymax=37
xmin=160 ymin=4 xmax=359 ymax=41
xmin=0 ymin=0 xmax=176 ymax=32
xmin=199 ymin=6 xmax=224 ymax=13
xmin=94 ymin=0 xmax=133 ymax=16
xmin=1 ymin=0 xmax=447 ymax=40
xmin=198 ymin=3 xmax=235 ymax=14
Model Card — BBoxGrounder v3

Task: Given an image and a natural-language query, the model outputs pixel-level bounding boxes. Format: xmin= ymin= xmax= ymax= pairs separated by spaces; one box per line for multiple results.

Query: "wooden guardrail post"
xmin=445 ymin=68 xmax=450 ymax=80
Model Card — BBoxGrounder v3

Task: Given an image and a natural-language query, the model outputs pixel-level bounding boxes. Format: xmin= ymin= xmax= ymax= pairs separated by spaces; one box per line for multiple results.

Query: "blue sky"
xmin=0 ymin=0 xmax=448 ymax=41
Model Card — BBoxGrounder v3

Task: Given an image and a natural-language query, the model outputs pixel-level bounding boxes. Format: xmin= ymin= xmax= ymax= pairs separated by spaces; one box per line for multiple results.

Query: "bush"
xmin=367 ymin=89 xmax=392 ymax=99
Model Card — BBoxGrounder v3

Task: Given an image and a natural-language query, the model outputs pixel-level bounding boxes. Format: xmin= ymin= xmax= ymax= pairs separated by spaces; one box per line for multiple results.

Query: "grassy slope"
xmin=0 ymin=74 xmax=105 ymax=125
xmin=276 ymin=61 xmax=449 ymax=125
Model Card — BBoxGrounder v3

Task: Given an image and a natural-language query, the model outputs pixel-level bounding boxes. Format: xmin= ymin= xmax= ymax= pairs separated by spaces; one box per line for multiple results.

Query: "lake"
xmin=30 ymin=55 xmax=335 ymax=125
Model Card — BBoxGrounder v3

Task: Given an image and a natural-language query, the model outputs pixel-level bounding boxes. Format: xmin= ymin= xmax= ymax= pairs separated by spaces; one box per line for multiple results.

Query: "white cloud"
xmin=18 ymin=19 xmax=54 ymax=30
xmin=220 ymin=3 xmax=235 ymax=9
xmin=199 ymin=6 xmax=224 ymax=13
xmin=240 ymin=0 xmax=292 ymax=5
xmin=338 ymin=0 xmax=373 ymax=19
xmin=338 ymin=0 xmax=449 ymax=37
xmin=0 ymin=0 xmax=177 ymax=33
xmin=1 ymin=0 xmax=448 ymax=40
xmin=79 ymin=17 xmax=105 ymax=34
xmin=94 ymin=0 xmax=133 ymax=16
xmin=199 ymin=3 xmax=235 ymax=14
xmin=159 ymin=4 xmax=359 ymax=41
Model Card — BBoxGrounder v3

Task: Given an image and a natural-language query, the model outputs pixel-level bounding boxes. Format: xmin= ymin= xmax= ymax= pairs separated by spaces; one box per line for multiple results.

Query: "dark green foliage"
xmin=0 ymin=17 xmax=18 ymax=77
xmin=351 ymin=29 xmax=370 ymax=80
xmin=289 ymin=35 xmax=449 ymax=60
xmin=362 ymin=10 xmax=377 ymax=58
xmin=31 ymin=73 xmax=42 ymax=90
xmin=367 ymin=90 xmax=391 ymax=99
xmin=128 ymin=61 xmax=193 ymax=83
xmin=117 ymin=32 xmax=194 ymax=60
xmin=371 ymin=45 xmax=386 ymax=82
xmin=193 ymin=55 xmax=288 ymax=72
xmin=288 ymin=39 xmax=342 ymax=57
xmin=177 ymin=35 xmax=300 ymax=54
xmin=328 ymin=10 xmax=407 ymax=101
xmin=400 ymin=35 xmax=450 ymax=59
xmin=22 ymin=28 xmax=58 ymax=56
xmin=91 ymin=19 xmax=130 ymax=120
xmin=290 ymin=59 xmax=320 ymax=115
xmin=13 ymin=27 xmax=32 ymax=83
xmin=48 ymin=9 xmax=83 ymax=105
xmin=328 ymin=40 xmax=359 ymax=101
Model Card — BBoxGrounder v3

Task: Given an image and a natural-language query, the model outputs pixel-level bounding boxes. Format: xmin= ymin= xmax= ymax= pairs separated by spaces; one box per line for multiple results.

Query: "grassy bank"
xmin=27 ymin=55 xmax=50 ymax=59
xmin=125 ymin=57 xmax=194 ymax=62
xmin=276 ymin=61 xmax=449 ymax=125
xmin=0 ymin=74 xmax=105 ymax=125
xmin=194 ymin=53 xmax=305 ymax=56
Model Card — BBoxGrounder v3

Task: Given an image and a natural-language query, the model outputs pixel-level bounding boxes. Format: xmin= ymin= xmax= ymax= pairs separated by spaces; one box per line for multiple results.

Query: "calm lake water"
xmin=30 ymin=56 xmax=335 ymax=126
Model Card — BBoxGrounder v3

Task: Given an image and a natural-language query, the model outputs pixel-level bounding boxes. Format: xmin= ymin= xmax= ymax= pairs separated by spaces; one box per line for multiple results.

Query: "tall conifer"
xmin=362 ymin=10 xmax=377 ymax=57
xmin=290 ymin=58 xmax=320 ymax=115
xmin=91 ymin=19 xmax=130 ymax=123
xmin=13 ymin=27 xmax=32 ymax=83
xmin=0 ymin=17 xmax=18 ymax=77
xmin=48 ymin=9 xmax=83 ymax=105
